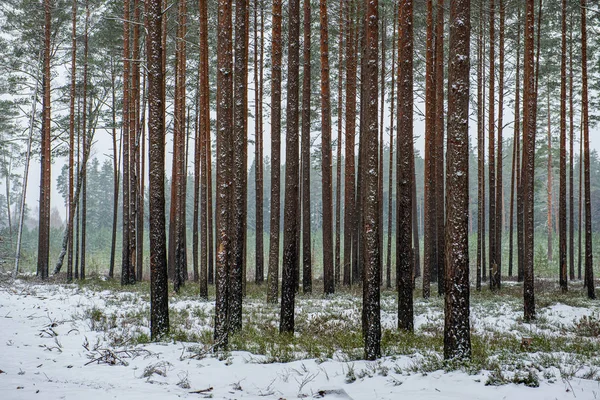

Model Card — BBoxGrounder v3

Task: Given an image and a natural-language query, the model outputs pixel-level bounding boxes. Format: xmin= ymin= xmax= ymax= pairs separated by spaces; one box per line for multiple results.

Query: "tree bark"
xmin=423 ymin=0 xmax=435 ymax=298
xmin=230 ymin=0 xmax=250 ymax=333
xmin=37 ymin=0 xmax=52 ymax=280
xmin=280 ymin=0 xmax=301 ymax=333
xmin=581 ymin=0 xmax=595 ymax=299
xmin=267 ymin=0 xmax=283 ymax=304
xmin=386 ymin=4 xmax=397 ymax=290
xmin=343 ymin=0 xmax=357 ymax=287
xmin=363 ymin=0 xmax=380 ymax=361
xmin=522 ymin=0 xmax=536 ymax=321
xmin=559 ymin=0 xmax=567 ymax=291
xmin=320 ymin=0 xmax=335 ymax=295
xmin=301 ymin=0 xmax=312 ymax=294
xmin=214 ymin=0 xmax=234 ymax=346
xmin=397 ymin=0 xmax=414 ymax=332
xmin=434 ymin=0 xmax=445 ymax=295
xmin=488 ymin=0 xmax=497 ymax=291
xmin=444 ymin=0 xmax=471 ymax=360
xmin=254 ymin=0 xmax=265 ymax=285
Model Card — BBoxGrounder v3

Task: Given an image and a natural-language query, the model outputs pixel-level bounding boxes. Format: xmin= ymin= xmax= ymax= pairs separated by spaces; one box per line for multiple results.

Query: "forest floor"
xmin=1 ymin=274 xmax=600 ymax=399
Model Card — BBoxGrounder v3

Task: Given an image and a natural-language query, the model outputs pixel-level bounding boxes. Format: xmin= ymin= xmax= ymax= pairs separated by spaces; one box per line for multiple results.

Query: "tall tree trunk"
xmin=133 ymin=0 xmax=144 ymax=282
xmin=423 ymin=0 xmax=435 ymax=298
xmin=522 ymin=0 xmax=536 ymax=321
xmin=509 ymin=7 xmax=521 ymax=279
xmin=378 ymin=5 xmax=385 ymax=286
xmin=434 ymin=0 xmax=445 ymax=295
xmin=146 ymin=0 xmax=169 ymax=339
xmin=320 ymin=0 xmax=335 ymax=295
xmin=231 ymin=0 xmax=249 ymax=332
xmin=547 ymin=87 xmax=553 ymax=263
xmin=255 ymin=0 xmax=265 ymax=285
xmin=476 ymin=0 xmax=484 ymax=291
xmin=488 ymin=0 xmax=497 ymax=291
xmin=581 ymin=0 xmax=595 ymax=299
xmin=122 ymin=0 xmax=133 ymax=285
xmin=559 ymin=0 xmax=567 ymax=292
xmin=495 ymin=0 xmax=504 ymax=288
xmin=67 ymin=0 xmax=77 ymax=282
xmin=37 ymin=0 xmax=52 ymax=280
xmin=198 ymin=0 xmax=210 ymax=297
xmin=343 ymin=0 xmax=357 ymax=286
xmin=334 ymin=0 xmax=344 ymax=287
xmin=386 ymin=4 xmax=397 ymax=289
xmin=280 ymin=0 xmax=301 ymax=333
xmin=81 ymin=1 xmax=89 ymax=280
xmin=363 ymin=0 xmax=380 ymax=361
xmin=301 ymin=0 xmax=312 ymax=294
xmin=568 ymin=13 xmax=575 ymax=281
xmin=397 ymin=0 xmax=414 ymax=332
xmin=215 ymin=0 xmax=234 ymax=346
xmin=267 ymin=0 xmax=283 ymax=304
xmin=444 ymin=0 xmax=471 ymax=360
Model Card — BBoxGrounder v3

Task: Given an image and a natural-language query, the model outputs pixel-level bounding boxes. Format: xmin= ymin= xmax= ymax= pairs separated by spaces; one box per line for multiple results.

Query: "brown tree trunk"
xmin=488 ymin=0 xmax=497 ymax=291
xmin=67 ymin=0 xmax=77 ymax=282
xmin=509 ymin=7 xmax=521 ymax=279
xmin=198 ymin=0 xmax=210 ymax=296
xmin=320 ymin=0 xmax=335 ymax=295
xmin=363 ymin=0 xmax=380 ymax=361
xmin=37 ymin=0 xmax=52 ymax=280
xmin=423 ymin=0 xmax=435 ymax=298
xmin=386 ymin=4 xmax=397 ymax=289
xmin=334 ymin=0 xmax=344 ymax=287
xmin=280 ymin=0 xmax=301 ymax=333
xmin=522 ymin=0 xmax=536 ymax=321
xmin=81 ymin=0 xmax=89 ymax=280
xmin=581 ymin=0 xmax=595 ymax=299
xmin=434 ymin=0 xmax=445 ymax=295
xmin=109 ymin=59 xmax=121 ymax=279
xmin=397 ymin=0 xmax=414 ymax=332
xmin=568 ymin=13 xmax=575 ymax=281
xmin=495 ymin=0 xmax=504 ymax=288
xmin=476 ymin=0 xmax=484 ymax=291
xmin=215 ymin=0 xmax=234 ymax=347
xmin=146 ymin=0 xmax=169 ymax=339
xmin=547 ymin=87 xmax=553 ymax=264
xmin=378 ymin=5 xmax=385 ymax=286
xmin=559 ymin=0 xmax=567 ymax=292
xmin=343 ymin=0 xmax=357 ymax=287
xmin=301 ymin=0 xmax=312 ymax=294
xmin=230 ymin=0 xmax=249 ymax=333
xmin=267 ymin=0 xmax=283 ymax=304
xmin=444 ymin=0 xmax=471 ymax=360
xmin=122 ymin=0 xmax=133 ymax=285
xmin=254 ymin=0 xmax=265 ymax=285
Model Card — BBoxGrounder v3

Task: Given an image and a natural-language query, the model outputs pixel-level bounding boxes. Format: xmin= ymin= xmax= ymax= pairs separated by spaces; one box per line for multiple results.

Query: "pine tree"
xmin=280 ymin=0 xmax=301 ymax=334
xmin=37 ymin=0 xmax=52 ymax=280
xmin=443 ymin=0 xmax=471 ymax=361
xmin=320 ymin=0 xmax=334 ymax=295
xmin=215 ymin=0 xmax=234 ymax=346
xmin=146 ymin=0 xmax=169 ymax=339
xmin=580 ymin=0 xmax=595 ymax=300
xmin=267 ymin=0 xmax=283 ymax=304
xmin=301 ymin=0 xmax=312 ymax=294
xmin=423 ymin=0 xmax=435 ymax=298
xmin=397 ymin=0 xmax=414 ymax=332
xmin=559 ymin=0 xmax=567 ymax=292
xmin=343 ymin=0 xmax=357 ymax=287
xmin=522 ymin=0 xmax=536 ymax=321
xmin=362 ymin=0 xmax=380 ymax=361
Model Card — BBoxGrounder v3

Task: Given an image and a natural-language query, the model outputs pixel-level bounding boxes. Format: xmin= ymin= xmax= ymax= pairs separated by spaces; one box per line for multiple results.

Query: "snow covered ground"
xmin=1 ymin=277 xmax=600 ymax=399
